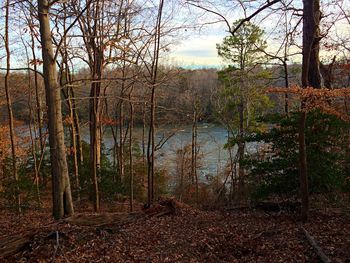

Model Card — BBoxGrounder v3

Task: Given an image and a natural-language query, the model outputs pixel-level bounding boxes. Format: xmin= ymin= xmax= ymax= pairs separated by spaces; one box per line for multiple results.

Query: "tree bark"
xmin=87 ymin=0 xmax=104 ymax=212
xmin=4 ymin=0 xmax=20 ymax=212
xmin=146 ymin=0 xmax=164 ymax=206
xmin=191 ymin=108 xmax=198 ymax=205
xmin=38 ymin=0 xmax=74 ymax=219
xmin=299 ymin=0 xmax=321 ymax=222
xmin=27 ymin=69 xmax=41 ymax=205
xmin=129 ymin=92 xmax=134 ymax=211
xmin=283 ymin=59 xmax=289 ymax=114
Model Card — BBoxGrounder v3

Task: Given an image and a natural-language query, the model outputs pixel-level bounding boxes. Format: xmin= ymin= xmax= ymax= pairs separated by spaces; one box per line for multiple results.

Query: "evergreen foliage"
xmin=243 ymin=111 xmax=350 ymax=200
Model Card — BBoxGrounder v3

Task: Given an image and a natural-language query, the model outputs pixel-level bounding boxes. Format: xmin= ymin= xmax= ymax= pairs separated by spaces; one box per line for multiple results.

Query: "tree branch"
xmin=231 ymin=0 xmax=281 ymax=35
xmin=53 ymin=0 xmax=93 ymax=61
xmin=0 ymin=67 xmax=44 ymax=77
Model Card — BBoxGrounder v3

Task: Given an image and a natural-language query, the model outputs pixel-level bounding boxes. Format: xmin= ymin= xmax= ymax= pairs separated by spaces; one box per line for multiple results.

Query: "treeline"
xmin=0 ymin=68 xmax=220 ymax=125
xmin=0 ymin=62 xmax=321 ymax=124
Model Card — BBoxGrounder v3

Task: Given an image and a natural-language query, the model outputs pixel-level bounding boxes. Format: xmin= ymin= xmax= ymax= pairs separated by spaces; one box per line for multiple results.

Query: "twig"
xmin=301 ymin=226 xmax=331 ymax=263
xmin=51 ymin=231 xmax=59 ymax=263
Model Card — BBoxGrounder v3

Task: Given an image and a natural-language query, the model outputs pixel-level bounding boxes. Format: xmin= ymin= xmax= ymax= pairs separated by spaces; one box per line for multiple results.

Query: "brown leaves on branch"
xmin=267 ymin=86 xmax=350 ymax=121
xmin=267 ymin=86 xmax=350 ymax=97
xmin=29 ymin=59 xmax=43 ymax=66
xmin=0 ymin=121 xmax=29 ymax=168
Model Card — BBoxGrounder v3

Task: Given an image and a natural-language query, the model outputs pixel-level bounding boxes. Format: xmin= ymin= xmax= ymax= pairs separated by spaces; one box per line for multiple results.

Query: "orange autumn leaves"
xmin=0 ymin=122 xmax=29 ymax=173
xmin=267 ymin=86 xmax=350 ymax=121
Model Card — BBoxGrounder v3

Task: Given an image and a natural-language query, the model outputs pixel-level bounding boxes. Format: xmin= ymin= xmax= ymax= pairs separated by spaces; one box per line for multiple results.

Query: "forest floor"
xmin=0 ymin=197 xmax=349 ymax=263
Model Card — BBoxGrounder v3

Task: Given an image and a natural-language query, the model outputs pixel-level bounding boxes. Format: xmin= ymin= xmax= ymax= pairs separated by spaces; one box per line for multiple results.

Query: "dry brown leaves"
xmin=1 ymin=201 xmax=349 ymax=263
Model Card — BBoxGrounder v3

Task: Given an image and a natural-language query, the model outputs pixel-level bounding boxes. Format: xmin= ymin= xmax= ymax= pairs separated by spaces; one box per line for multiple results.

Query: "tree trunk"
xmin=283 ymin=60 xmax=289 ymax=114
xmin=191 ymin=108 xmax=198 ymax=205
xmin=87 ymin=0 xmax=104 ymax=212
xmin=118 ymin=98 xmax=125 ymax=181
xmin=38 ymin=0 xmax=74 ymax=219
xmin=147 ymin=86 xmax=156 ymax=206
xmin=89 ymin=46 xmax=103 ymax=212
xmin=90 ymin=82 xmax=101 ymax=212
xmin=299 ymin=0 xmax=321 ymax=222
xmin=27 ymin=69 xmax=41 ymax=205
xmin=142 ymin=102 xmax=146 ymax=167
xmin=146 ymin=0 xmax=164 ymax=206
xmin=4 ymin=0 xmax=20 ymax=212
xmin=129 ymin=92 xmax=134 ymax=212
xmin=67 ymin=93 xmax=80 ymax=201
xmin=60 ymin=5 xmax=81 ymax=202
xmin=71 ymin=92 xmax=84 ymax=169
xmin=238 ymin=94 xmax=245 ymax=199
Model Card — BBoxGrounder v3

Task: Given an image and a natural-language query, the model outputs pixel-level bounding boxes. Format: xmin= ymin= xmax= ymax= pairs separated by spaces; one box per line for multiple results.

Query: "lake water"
xmin=96 ymin=123 xmax=260 ymax=180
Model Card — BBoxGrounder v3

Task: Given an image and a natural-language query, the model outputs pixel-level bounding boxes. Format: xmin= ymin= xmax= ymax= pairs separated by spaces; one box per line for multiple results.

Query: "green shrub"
xmin=244 ymin=111 xmax=349 ymax=200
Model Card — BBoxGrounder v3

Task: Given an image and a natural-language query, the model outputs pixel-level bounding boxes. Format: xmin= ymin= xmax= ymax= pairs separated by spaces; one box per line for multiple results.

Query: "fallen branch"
xmin=0 ymin=199 xmax=177 ymax=258
xmin=144 ymin=198 xmax=177 ymax=217
xmin=66 ymin=199 xmax=177 ymax=227
xmin=226 ymin=205 xmax=251 ymax=211
xmin=255 ymin=201 xmax=300 ymax=213
xmin=52 ymin=231 xmax=59 ymax=262
xmin=301 ymin=226 xmax=331 ymax=263
xmin=226 ymin=201 xmax=301 ymax=213
xmin=65 ymin=212 xmax=144 ymax=227
xmin=0 ymin=230 xmax=37 ymax=258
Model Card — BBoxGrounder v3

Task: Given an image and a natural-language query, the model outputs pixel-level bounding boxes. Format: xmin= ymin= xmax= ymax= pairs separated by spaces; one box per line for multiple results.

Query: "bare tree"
xmin=38 ymin=0 xmax=74 ymax=219
xmin=145 ymin=0 xmax=165 ymax=206
xmin=4 ymin=0 xmax=20 ymax=212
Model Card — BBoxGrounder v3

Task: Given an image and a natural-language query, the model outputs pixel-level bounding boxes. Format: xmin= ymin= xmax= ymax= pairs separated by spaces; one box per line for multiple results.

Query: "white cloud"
xmin=165 ymin=34 xmax=226 ymax=67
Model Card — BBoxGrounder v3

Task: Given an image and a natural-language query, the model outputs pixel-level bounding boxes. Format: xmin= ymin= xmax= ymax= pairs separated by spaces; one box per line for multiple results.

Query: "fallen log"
xmin=65 ymin=212 xmax=144 ymax=227
xmin=66 ymin=199 xmax=176 ymax=227
xmin=301 ymin=226 xmax=331 ymax=263
xmin=0 ymin=230 xmax=37 ymax=259
xmin=0 ymin=199 xmax=177 ymax=259
xmin=255 ymin=201 xmax=301 ymax=213
xmin=227 ymin=201 xmax=301 ymax=213
xmin=143 ymin=198 xmax=177 ymax=217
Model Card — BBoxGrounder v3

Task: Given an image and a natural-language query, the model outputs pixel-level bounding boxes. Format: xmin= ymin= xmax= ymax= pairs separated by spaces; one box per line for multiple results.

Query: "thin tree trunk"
xmin=283 ymin=60 xmax=289 ymax=114
xmin=89 ymin=55 xmax=102 ymax=211
xmin=65 ymin=87 xmax=84 ymax=194
xmin=298 ymin=109 xmax=308 ymax=222
xmin=29 ymin=30 xmax=45 ymax=155
xmin=191 ymin=109 xmax=198 ymax=205
xmin=71 ymin=91 xmax=84 ymax=168
xmin=146 ymin=0 xmax=164 ymax=206
xmin=60 ymin=9 xmax=81 ymax=202
xmin=24 ymin=44 xmax=41 ymax=205
xmin=119 ymin=97 xmax=125 ymax=181
xmin=191 ymin=110 xmax=196 ymax=184
xmin=38 ymin=0 xmax=74 ymax=219
xmin=129 ymin=92 xmax=134 ymax=211
xmin=142 ymin=102 xmax=146 ymax=167
xmin=90 ymin=83 xmax=101 ymax=211
xmin=67 ymin=94 xmax=80 ymax=201
xmin=147 ymin=87 xmax=155 ymax=206
xmin=4 ymin=0 xmax=20 ymax=213
xmin=238 ymin=94 xmax=245 ymax=198
xmin=26 ymin=5 xmax=44 ymax=156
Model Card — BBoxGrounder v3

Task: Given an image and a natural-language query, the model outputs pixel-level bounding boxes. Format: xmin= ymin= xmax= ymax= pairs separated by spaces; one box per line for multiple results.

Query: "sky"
xmin=1 ymin=0 xmax=349 ymax=70
xmin=163 ymin=0 xmax=350 ymax=69
xmin=167 ymin=34 xmax=224 ymax=68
